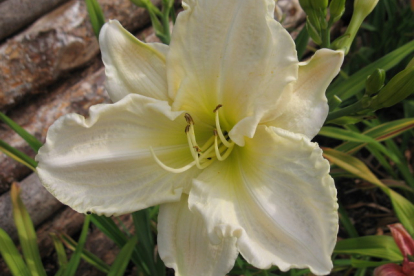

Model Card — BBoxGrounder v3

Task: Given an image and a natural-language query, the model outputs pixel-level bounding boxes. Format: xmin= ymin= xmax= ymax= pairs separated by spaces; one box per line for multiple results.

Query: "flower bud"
xmin=354 ymin=0 xmax=380 ymax=19
xmin=370 ymin=66 xmax=414 ymax=109
xmin=299 ymin=0 xmax=312 ymax=12
xmin=374 ymin=263 xmax=405 ymax=276
xmin=312 ymin=0 xmax=328 ymax=10
xmin=329 ymin=0 xmax=346 ymax=23
xmin=365 ymin=68 xmax=386 ymax=95
xmin=389 ymin=223 xmax=414 ymax=258
xmin=332 ymin=0 xmax=379 ymax=53
xmin=306 ymin=16 xmax=322 ymax=45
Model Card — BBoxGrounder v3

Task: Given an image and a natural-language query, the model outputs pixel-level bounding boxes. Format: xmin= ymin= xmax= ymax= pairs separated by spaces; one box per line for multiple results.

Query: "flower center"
xmin=150 ymin=105 xmax=235 ymax=173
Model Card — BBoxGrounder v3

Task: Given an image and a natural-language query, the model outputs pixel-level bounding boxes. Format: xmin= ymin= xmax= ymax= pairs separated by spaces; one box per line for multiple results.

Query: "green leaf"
xmin=85 ymin=0 xmax=106 ymax=39
xmin=107 ymin=236 xmax=138 ymax=276
xmin=327 ymin=39 xmax=414 ymax=108
xmin=294 ymin=26 xmax=309 ymax=60
xmin=323 ymin=148 xmax=414 ymax=235
xmin=334 ymin=236 xmax=402 ymax=261
xmin=327 ymin=114 xmax=377 ymax=125
xmin=319 ymin=126 xmax=400 ymax=163
xmin=370 ymin=65 xmax=414 ymax=109
xmin=62 ymin=215 xmax=91 ymax=276
xmin=0 ymin=228 xmax=31 ymax=276
xmin=350 ymin=258 xmax=396 ymax=268
xmin=338 ymin=203 xmax=359 ymax=238
xmin=90 ymin=214 xmax=151 ymax=275
xmin=336 ymin=118 xmax=414 ymax=154
xmin=50 ymin=233 xmax=68 ymax=269
xmin=59 ymin=233 xmax=110 ymax=273
xmin=0 ymin=140 xmax=37 ymax=171
xmin=132 ymin=209 xmax=162 ymax=276
xmin=10 ymin=183 xmax=46 ymax=276
xmin=90 ymin=215 xmax=128 ymax=247
xmin=0 ymin=112 xmax=42 ymax=152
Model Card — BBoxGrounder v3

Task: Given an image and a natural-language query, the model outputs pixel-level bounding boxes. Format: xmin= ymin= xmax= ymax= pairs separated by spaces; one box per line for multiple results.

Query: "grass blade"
xmin=0 ymin=228 xmax=31 ymax=276
xmin=107 ymin=236 xmax=138 ymax=276
xmin=294 ymin=26 xmax=309 ymax=60
xmin=319 ymin=126 xmax=400 ymax=163
xmin=50 ymin=233 xmax=68 ymax=269
xmin=338 ymin=203 xmax=359 ymax=238
xmin=62 ymin=215 xmax=91 ymax=276
xmin=59 ymin=232 xmax=110 ymax=273
xmin=90 ymin=214 xmax=151 ymax=275
xmin=90 ymin=215 xmax=128 ymax=246
xmin=0 ymin=140 xmax=37 ymax=171
xmin=10 ymin=183 xmax=46 ymax=276
xmin=335 ymin=118 xmax=414 ymax=154
xmin=334 ymin=235 xmax=402 ymax=261
xmin=132 ymin=209 xmax=161 ymax=276
xmin=85 ymin=0 xmax=106 ymax=39
xmin=0 ymin=112 xmax=42 ymax=152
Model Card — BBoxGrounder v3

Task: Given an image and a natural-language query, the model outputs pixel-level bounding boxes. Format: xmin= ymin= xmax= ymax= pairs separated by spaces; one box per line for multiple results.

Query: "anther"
xmin=185 ymin=125 xmax=190 ymax=133
xmin=213 ymin=104 xmax=223 ymax=113
xmin=184 ymin=113 xmax=194 ymax=125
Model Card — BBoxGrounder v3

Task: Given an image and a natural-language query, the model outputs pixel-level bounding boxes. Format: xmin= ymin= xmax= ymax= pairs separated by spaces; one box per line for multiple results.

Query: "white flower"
xmin=36 ymin=0 xmax=343 ymax=275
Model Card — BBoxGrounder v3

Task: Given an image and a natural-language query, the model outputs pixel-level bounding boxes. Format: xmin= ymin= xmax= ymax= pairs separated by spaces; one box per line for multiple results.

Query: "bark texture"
xmin=0 ymin=0 xmax=71 ymax=40
xmin=0 ymin=0 xmax=160 ymax=111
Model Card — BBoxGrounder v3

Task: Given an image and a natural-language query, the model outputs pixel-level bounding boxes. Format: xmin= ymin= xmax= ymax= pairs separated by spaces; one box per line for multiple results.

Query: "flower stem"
xmin=326 ymin=100 xmax=365 ymax=122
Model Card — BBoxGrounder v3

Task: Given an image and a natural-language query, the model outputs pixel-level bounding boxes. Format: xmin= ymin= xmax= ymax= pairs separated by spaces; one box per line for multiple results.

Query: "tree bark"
xmin=0 ymin=0 xmax=71 ymax=41
xmin=0 ymin=0 xmax=160 ymax=111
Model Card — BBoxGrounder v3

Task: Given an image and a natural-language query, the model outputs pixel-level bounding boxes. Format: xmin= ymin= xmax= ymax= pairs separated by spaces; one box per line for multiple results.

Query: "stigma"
xmin=150 ymin=105 xmax=235 ymax=173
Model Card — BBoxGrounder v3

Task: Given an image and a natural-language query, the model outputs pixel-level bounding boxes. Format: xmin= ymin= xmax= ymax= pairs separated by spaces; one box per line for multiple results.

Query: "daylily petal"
xmin=374 ymin=263 xmax=405 ymax=276
xmin=158 ymin=195 xmax=238 ymax=276
xmin=100 ymin=20 xmax=170 ymax=103
xmin=168 ymin=0 xmax=298 ymax=145
xmin=189 ymin=125 xmax=338 ymax=274
xmin=389 ymin=223 xmax=414 ymax=258
xmin=36 ymin=94 xmax=206 ymax=216
xmin=264 ymin=49 xmax=344 ymax=139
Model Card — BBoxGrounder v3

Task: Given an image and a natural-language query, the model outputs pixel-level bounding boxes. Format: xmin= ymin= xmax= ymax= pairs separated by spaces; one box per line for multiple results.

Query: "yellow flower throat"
xmin=150 ymin=105 xmax=235 ymax=173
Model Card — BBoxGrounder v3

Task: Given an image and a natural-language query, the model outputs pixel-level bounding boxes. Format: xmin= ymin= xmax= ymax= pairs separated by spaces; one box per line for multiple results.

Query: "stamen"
xmin=186 ymin=125 xmax=213 ymax=169
xmin=150 ymin=147 xmax=196 ymax=173
xmin=188 ymin=124 xmax=201 ymax=149
xmin=200 ymin=135 xmax=215 ymax=151
xmin=199 ymin=144 xmax=215 ymax=160
xmin=184 ymin=113 xmax=194 ymax=125
xmin=214 ymin=132 xmax=234 ymax=161
xmin=186 ymin=127 xmax=201 ymax=166
xmin=214 ymin=107 xmax=233 ymax=148
xmin=213 ymin=104 xmax=223 ymax=113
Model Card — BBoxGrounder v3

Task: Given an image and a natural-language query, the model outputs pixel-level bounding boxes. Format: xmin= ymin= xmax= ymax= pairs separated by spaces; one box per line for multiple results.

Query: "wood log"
xmin=0 ymin=58 xmax=105 ymax=194
xmin=0 ymin=0 xmax=70 ymax=41
xmin=0 ymin=0 xmax=161 ymax=111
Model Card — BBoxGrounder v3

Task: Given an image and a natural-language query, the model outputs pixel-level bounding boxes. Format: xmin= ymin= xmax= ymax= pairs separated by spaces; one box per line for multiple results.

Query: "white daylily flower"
xmin=36 ymin=0 xmax=344 ymax=275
